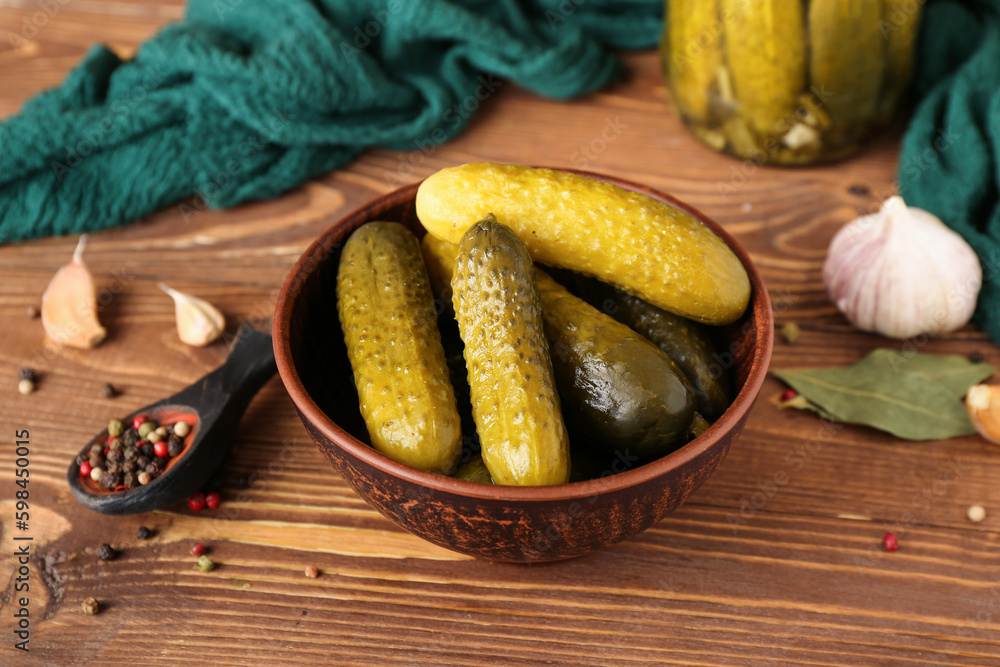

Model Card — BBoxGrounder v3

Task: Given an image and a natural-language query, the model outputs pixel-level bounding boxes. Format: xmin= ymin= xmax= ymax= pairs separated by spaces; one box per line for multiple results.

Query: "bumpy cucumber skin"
xmin=428 ymin=236 xmax=697 ymax=459
xmin=721 ymin=0 xmax=806 ymax=140
xmin=877 ymin=0 xmax=921 ymax=122
xmin=417 ymin=163 xmax=750 ymax=326
xmin=451 ymin=218 xmax=570 ymax=486
xmin=336 ymin=222 xmax=462 ymax=474
xmin=536 ymin=272 xmax=696 ymax=459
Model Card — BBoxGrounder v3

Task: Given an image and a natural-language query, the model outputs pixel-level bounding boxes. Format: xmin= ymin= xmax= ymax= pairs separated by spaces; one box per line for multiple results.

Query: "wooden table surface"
xmin=3 ymin=2 xmax=1000 ymax=665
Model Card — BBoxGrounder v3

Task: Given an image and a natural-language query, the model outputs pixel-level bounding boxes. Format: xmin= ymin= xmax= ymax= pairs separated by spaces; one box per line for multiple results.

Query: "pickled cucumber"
xmin=537 ymin=272 xmax=696 ymax=459
xmin=809 ymin=0 xmax=885 ymax=138
xmin=426 ymin=235 xmax=697 ymax=458
xmin=336 ymin=222 xmax=462 ymax=474
xmin=455 ymin=454 xmax=493 ymax=484
xmin=877 ymin=0 xmax=921 ymax=122
xmin=561 ymin=273 xmax=731 ymax=420
xmin=721 ymin=0 xmax=806 ymax=141
xmin=664 ymin=0 xmax=721 ymax=124
xmin=417 ymin=163 xmax=750 ymax=326
xmin=451 ymin=217 xmax=570 ymax=486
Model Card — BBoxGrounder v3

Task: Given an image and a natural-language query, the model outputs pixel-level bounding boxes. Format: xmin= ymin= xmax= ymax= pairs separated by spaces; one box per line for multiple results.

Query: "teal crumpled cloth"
xmin=0 ymin=0 xmax=661 ymax=243
xmin=899 ymin=0 xmax=1000 ymax=343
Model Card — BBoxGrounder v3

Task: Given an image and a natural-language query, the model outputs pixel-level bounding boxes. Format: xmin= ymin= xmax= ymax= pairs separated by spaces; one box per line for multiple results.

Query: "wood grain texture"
xmin=2 ymin=2 xmax=999 ymax=665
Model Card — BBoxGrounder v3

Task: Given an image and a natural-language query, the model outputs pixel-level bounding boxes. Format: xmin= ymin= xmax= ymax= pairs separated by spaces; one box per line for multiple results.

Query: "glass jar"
xmin=662 ymin=0 xmax=922 ymax=165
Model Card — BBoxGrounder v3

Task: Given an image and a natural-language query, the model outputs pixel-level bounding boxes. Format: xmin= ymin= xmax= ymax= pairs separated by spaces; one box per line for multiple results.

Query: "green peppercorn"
xmin=108 ymin=419 xmax=124 ymax=437
xmin=195 ymin=555 xmax=216 ymax=572
xmin=137 ymin=422 xmax=156 ymax=438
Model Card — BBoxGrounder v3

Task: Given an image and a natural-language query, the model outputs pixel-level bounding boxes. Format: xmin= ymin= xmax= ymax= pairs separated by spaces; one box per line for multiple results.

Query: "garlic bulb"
xmin=823 ymin=196 xmax=982 ymax=339
xmin=158 ymin=283 xmax=225 ymax=346
xmin=41 ymin=235 xmax=107 ymax=349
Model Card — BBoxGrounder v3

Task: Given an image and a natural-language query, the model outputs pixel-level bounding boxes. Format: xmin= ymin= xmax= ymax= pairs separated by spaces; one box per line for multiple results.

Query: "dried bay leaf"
xmin=773 ymin=350 xmax=994 ymax=441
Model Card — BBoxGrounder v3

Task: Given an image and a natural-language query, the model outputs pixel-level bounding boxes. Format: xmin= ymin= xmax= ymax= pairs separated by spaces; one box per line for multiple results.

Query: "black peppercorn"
xmin=969 ymin=351 xmax=986 ymax=364
xmin=144 ymin=461 xmax=159 ymax=475
xmin=234 ymin=476 xmax=250 ymax=490
xmin=97 ymin=543 xmax=116 ymax=561
xmin=99 ymin=472 xmax=118 ymax=490
xmin=122 ymin=460 xmax=137 ymax=474
xmin=167 ymin=436 xmax=184 ymax=457
xmin=123 ymin=429 xmax=139 ymax=448
xmin=135 ymin=526 xmax=152 ymax=540
xmin=108 ymin=437 xmax=123 ymax=452
xmin=89 ymin=443 xmax=103 ymax=457
xmin=106 ymin=460 xmax=120 ymax=475
xmin=140 ymin=443 xmax=155 ymax=458
xmin=135 ymin=455 xmax=149 ymax=469
xmin=101 ymin=383 xmax=118 ymax=398
xmin=107 ymin=449 xmax=123 ymax=464
xmin=123 ymin=472 xmax=138 ymax=489
xmin=18 ymin=368 xmax=37 ymax=382
xmin=123 ymin=446 xmax=138 ymax=462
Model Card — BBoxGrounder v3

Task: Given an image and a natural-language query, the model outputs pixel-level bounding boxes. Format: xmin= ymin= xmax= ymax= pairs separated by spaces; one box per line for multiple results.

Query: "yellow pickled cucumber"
xmin=809 ymin=0 xmax=885 ymax=132
xmin=664 ymin=0 xmax=722 ymax=124
xmin=336 ymin=222 xmax=462 ymax=474
xmin=417 ymin=163 xmax=750 ymax=325
xmin=454 ymin=454 xmax=494 ymax=484
xmin=451 ymin=217 xmax=570 ymax=486
xmin=721 ymin=0 xmax=806 ymax=141
xmin=877 ymin=0 xmax=922 ymax=122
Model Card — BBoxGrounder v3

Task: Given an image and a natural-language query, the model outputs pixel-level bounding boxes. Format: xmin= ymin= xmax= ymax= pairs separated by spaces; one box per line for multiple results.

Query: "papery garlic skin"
xmin=823 ymin=196 xmax=982 ymax=339
xmin=41 ymin=235 xmax=107 ymax=349
xmin=158 ymin=283 xmax=225 ymax=347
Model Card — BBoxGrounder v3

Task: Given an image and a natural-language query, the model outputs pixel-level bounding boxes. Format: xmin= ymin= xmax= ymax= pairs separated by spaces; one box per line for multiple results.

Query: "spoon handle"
xmin=173 ymin=325 xmax=277 ymax=417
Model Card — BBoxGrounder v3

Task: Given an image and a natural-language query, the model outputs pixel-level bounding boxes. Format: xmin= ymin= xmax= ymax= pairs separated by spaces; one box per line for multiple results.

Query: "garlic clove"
xmin=966 ymin=384 xmax=1000 ymax=445
xmin=41 ymin=235 xmax=107 ymax=349
xmin=158 ymin=283 xmax=225 ymax=347
xmin=822 ymin=196 xmax=982 ymax=339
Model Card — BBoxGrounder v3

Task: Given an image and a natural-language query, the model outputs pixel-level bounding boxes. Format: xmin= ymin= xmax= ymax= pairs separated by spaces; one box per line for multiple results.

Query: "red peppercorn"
xmin=191 ymin=542 xmax=207 ymax=556
xmin=80 ymin=461 xmax=93 ymax=477
xmin=187 ymin=492 xmax=206 ymax=511
xmin=133 ymin=416 xmax=146 ymax=430
xmin=205 ymin=491 xmax=221 ymax=509
xmin=882 ymin=532 xmax=898 ymax=551
xmin=153 ymin=441 xmax=169 ymax=458
xmin=780 ymin=389 xmax=798 ymax=402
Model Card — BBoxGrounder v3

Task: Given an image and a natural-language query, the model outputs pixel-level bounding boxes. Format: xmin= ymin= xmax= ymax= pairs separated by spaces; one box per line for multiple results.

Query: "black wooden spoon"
xmin=67 ymin=325 xmax=277 ymax=515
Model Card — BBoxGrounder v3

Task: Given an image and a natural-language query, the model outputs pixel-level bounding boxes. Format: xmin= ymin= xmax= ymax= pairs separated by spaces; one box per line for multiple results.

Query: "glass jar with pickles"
xmin=662 ymin=0 xmax=922 ymax=165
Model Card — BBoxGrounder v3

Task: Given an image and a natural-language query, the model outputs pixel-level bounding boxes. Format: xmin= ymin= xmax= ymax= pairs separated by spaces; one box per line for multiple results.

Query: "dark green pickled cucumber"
xmin=336 ymin=222 xmax=462 ymax=474
xmin=451 ymin=216 xmax=570 ymax=486
xmin=557 ymin=271 xmax=732 ymax=421
xmin=536 ymin=272 xmax=696 ymax=460
xmin=454 ymin=454 xmax=493 ymax=484
xmin=688 ymin=413 xmax=711 ymax=440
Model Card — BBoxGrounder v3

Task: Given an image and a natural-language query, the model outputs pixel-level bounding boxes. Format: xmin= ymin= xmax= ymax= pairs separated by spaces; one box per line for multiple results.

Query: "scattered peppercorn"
xmin=882 ymin=532 xmax=898 ymax=552
xmin=304 ymin=566 xmax=319 ymax=579
xmin=97 ymin=543 xmax=117 ymax=561
xmin=19 ymin=368 xmax=37 ymax=383
xmin=967 ymin=505 xmax=987 ymax=523
xmin=81 ymin=597 xmax=100 ymax=615
xmin=780 ymin=389 xmax=798 ymax=402
xmin=191 ymin=542 xmax=207 ymax=556
xmin=101 ymin=383 xmax=118 ymax=398
xmin=848 ymin=184 xmax=871 ymax=197
xmin=136 ymin=526 xmax=153 ymax=540
xmin=187 ymin=492 xmax=206 ymax=511
xmin=26 ymin=305 xmax=39 ymax=319
xmin=205 ymin=491 xmax=221 ymax=509
xmin=969 ymin=351 xmax=986 ymax=364
xmin=18 ymin=379 xmax=35 ymax=395
xmin=234 ymin=475 xmax=250 ymax=490
xmin=780 ymin=322 xmax=800 ymax=344
xmin=195 ymin=555 xmax=216 ymax=572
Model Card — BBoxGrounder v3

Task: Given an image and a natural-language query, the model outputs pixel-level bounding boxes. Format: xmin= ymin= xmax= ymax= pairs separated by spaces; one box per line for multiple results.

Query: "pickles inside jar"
xmin=662 ymin=0 xmax=922 ymax=164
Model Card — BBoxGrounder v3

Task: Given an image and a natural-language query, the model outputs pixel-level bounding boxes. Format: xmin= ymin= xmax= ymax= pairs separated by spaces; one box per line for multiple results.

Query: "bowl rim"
xmin=273 ymin=167 xmax=774 ymax=502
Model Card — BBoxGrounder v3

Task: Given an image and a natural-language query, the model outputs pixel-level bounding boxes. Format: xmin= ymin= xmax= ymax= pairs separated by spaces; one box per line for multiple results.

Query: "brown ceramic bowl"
xmin=273 ymin=169 xmax=773 ymax=563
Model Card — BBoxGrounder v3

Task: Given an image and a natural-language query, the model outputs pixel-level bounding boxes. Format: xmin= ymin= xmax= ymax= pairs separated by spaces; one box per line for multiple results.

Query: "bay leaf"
xmin=859 ymin=349 xmax=994 ymax=397
xmin=773 ymin=349 xmax=994 ymax=441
